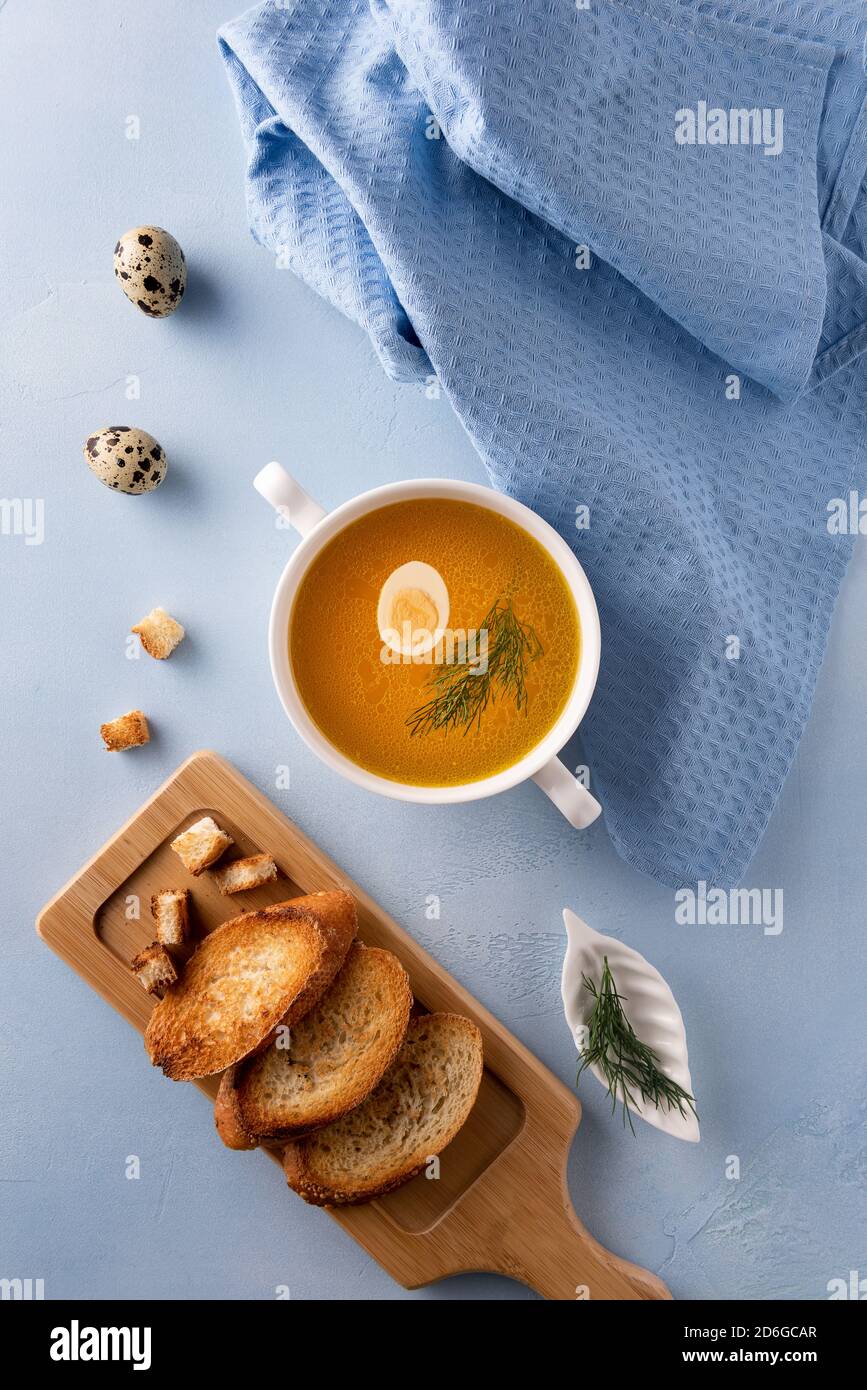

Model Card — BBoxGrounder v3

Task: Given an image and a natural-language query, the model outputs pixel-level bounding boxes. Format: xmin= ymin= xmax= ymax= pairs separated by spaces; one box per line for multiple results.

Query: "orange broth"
xmin=289 ymin=498 xmax=580 ymax=786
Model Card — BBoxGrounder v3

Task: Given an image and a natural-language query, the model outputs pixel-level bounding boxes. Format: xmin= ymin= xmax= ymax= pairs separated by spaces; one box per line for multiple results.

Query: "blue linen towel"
xmin=219 ymin=0 xmax=867 ymax=888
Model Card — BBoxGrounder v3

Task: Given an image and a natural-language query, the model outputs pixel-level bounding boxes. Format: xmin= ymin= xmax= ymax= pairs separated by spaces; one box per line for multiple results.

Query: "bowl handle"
xmin=533 ymin=757 xmax=602 ymax=829
xmin=253 ymin=462 xmax=327 ymax=537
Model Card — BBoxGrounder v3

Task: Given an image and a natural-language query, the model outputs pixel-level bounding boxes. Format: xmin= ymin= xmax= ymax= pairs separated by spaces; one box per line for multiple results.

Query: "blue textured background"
xmin=1 ymin=0 xmax=865 ymax=1301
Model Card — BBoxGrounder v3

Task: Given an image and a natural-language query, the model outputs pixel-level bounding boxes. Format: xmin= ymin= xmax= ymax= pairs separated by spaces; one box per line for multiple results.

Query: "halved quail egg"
xmin=378 ymin=561 xmax=449 ymax=659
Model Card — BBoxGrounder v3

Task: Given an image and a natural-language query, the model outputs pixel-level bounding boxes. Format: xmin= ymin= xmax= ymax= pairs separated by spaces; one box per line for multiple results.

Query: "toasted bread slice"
xmin=170 ymin=816 xmax=233 ymax=875
xmin=213 ymin=1077 xmax=259 ymax=1150
xmin=215 ymin=943 xmax=412 ymax=1148
xmin=144 ymin=891 xmax=357 ymax=1080
xmin=131 ymin=942 xmax=177 ymax=996
xmin=282 ymin=1013 xmax=483 ymax=1205
xmin=212 ymin=853 xmax=278 ymax=896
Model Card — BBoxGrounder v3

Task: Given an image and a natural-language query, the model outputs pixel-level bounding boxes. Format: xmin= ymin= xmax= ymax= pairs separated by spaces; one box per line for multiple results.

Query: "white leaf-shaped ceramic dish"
xmin=561 ymin=909 xmax=700 ymax=1143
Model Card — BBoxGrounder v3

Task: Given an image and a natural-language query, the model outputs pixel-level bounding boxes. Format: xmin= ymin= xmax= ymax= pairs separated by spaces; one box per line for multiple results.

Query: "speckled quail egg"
xmin=113 ymin=226 xmax=186 ymax=317
xmin=83 ymin=427 xmax=167 ymax=494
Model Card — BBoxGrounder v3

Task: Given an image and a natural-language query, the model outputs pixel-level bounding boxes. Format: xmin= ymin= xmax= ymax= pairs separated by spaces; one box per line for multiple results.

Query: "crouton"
xmin=170 ymin=816 xmax=233 ymax=875
xmin=131 ymin=942 xmax=178 ymax=996
xmin=212 ymin=853 xmax=279 ymax=896
xmin=151 ymin=889 xmax=190 ymax=946
xmin=100 ymin=710 xmax=150 ymax=751
xmin=131 ymin=607 xmax=185 ymax=660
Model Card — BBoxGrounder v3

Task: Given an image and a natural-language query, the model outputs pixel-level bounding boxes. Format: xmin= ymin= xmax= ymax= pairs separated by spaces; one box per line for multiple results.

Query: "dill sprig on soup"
xmin=289 ymin=499 xmax=580 ymax=787
xmin=406 ymin=597 xmax=543 ymax=738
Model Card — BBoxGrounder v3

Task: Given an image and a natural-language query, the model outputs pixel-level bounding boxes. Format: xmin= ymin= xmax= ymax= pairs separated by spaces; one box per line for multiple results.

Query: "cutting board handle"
xmin=486 ymin=1200 xmax=672 ymax=1300
xmin=448 ymin=1118 xmax=672 ymax=1301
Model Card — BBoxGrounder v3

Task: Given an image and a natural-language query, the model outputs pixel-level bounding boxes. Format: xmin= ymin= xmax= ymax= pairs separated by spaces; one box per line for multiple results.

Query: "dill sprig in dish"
xmin=577 ymin=957 xmax=697 ymax=1134
xmin=406 ymin=597 xmax=543 ymax=737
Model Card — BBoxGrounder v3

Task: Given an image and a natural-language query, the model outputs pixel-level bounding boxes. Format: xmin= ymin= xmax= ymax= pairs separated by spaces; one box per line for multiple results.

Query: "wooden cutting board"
xmin=36 ymin=750 xmax=671 ymax=1301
